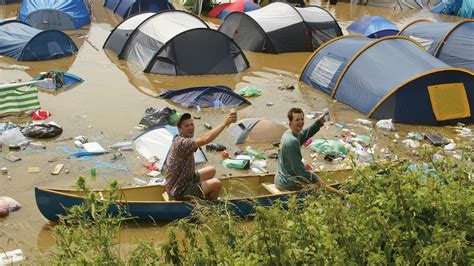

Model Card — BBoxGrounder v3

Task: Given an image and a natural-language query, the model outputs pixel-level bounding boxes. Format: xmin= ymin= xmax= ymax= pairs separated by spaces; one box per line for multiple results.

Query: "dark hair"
xmin=287 ymin=108 xmax=304 ymax=122
xmin=177 ymin=113 xmax=192 ymax=128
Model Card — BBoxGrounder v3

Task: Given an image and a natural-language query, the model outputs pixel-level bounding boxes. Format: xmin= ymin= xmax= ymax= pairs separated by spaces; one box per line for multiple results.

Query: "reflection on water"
xmin=0 ymin=0 xmax=467 ymax=258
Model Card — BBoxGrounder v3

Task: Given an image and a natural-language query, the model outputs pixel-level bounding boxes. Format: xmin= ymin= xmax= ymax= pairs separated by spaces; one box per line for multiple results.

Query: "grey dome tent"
xmin=103 ymin=10 xmax=249 ymax=75
xmin=0 ymin=20 xmax=78 ymax=61
xmin=399 ymin=19 xmax=474 ymax=72
xmin=228 ymin=118 xmax=287 ymax=144
xmin=219 ymin=2 xmax=343 ymax=53
xmin=300 ymin=35 xmax=474 ymax=125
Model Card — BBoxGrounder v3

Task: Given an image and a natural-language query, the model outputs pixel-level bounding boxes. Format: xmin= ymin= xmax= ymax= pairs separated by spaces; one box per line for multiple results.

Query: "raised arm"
xmin=194 ymin=110 xmax=237 ymax=149
xmin=299 ymin=115 xmax=325 ymax=145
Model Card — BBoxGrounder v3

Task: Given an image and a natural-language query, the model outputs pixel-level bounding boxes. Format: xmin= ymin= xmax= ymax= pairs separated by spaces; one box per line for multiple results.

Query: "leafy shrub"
xmin=47 ymin=151 xmax=474 ymax=264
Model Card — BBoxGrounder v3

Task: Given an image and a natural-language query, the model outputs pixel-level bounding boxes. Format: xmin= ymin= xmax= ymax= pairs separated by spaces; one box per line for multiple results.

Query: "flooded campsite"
xmin=0 ymin=0 xmax=473 ymax=263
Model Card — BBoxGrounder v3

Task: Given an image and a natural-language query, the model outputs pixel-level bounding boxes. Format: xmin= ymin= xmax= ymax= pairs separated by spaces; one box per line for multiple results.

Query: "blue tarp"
xmin=347 ymin=16 xmax=399 ymax=38
xmin=300 ymin=36 xmax=474 ymax=125
xmin=159 ymin=86 xmax=251 ymax=108
xmin=19 ymin=0 xmax=91 ymax=30
xmin=431 ymin=0 xmax=473 ymax=18
xmin=399 ymin=20 xmax=474 ymax=72
xmin=105 ymin=0 xmax=174 ymax=18
xmin=0 ymin=20 xmax=77 ymax=61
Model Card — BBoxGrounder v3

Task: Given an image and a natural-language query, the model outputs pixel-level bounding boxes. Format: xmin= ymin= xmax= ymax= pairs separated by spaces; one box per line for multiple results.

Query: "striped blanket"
xmin=0 ymin=81 xmax=41 ymax=116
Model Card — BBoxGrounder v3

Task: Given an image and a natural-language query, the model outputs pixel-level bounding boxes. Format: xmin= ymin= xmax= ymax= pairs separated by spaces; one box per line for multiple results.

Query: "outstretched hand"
xmin=224 ymin=109 xmax=238 ymax=126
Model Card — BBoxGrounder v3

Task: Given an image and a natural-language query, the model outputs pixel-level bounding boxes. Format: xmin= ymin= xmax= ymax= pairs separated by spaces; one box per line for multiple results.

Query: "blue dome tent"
xmin=347 ymin=16 xmax=399 ymax=38
xmin=1 ymin=0 xmax=20 ymax=5
xmin=18 ymin=0 xmax=91 ymax=30
xmin=0 ymin=20 xmax=78 ymax=61
xmin=104 ymin=0 xmax=174 ymax=18
xmin=299 ymin=35 xmax=474 ymax=125
xmin=159 ymin=86 xmax=251 ymax=108
xmin=399 ymin=19 xmax=474 ymax=72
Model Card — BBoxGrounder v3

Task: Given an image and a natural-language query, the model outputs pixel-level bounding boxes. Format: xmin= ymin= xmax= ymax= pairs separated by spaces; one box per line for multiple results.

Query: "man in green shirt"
xmin=275 ymin=107 xmax=327 ymax=191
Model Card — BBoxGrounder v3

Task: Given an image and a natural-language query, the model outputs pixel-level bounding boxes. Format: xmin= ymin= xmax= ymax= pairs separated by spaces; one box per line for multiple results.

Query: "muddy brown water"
xmin=0 ymin=0 xmax=468 ymax=261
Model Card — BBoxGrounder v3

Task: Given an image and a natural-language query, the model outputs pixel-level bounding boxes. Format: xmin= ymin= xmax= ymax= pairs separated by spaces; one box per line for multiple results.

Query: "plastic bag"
xmin=0 ymin=127 xmax=27 ymax=146
xmin=139 ymin=107 xmax=179 ymax=128
xmin=222 ymin=158 xmax=250 ymax=170
xmin=21 ymin=122 xmax=63 ymax=139
xmin=375 ymin=119 xmax=396 ymax=131
xmin=309 ymin=139 xmax=349 ymax=157
xmin=238 ymin=85 xmax=262 ymax=97
xmin=0 ymin=196 xmax=22 ymax=217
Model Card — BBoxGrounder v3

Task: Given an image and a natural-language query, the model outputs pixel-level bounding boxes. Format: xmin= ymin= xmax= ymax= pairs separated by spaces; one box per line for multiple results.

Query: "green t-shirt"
xmin=275 ymin=120 xmax=323 ymax=190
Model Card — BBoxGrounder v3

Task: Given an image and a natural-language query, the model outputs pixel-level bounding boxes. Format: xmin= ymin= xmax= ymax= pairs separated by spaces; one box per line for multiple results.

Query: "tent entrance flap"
xmin=428 ymin=83 xmax=471 ymax=121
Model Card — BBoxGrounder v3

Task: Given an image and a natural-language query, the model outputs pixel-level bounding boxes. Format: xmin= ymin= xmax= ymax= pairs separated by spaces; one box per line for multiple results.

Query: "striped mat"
xmin=0 ymin=81 xmax=40 ymax=116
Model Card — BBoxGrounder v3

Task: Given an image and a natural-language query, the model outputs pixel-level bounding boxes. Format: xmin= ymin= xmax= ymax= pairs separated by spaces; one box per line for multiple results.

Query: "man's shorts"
xmin=170 ymin=172 xmax=206 ymax=201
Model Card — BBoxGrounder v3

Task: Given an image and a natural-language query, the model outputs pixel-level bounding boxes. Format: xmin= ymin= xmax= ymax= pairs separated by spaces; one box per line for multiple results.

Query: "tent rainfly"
xmin=104 ymin=0 xmax=174 ymax=19
xmin=18 ymin=0 xmax=91 ymax=30
xmin=219 ymin=2 xmax=343 ymax=53
xmin=347 ymin=16 xmax=399 ymax=38
xmin=299 ymin=35 xmax=474 ymax=125
xmin=103 ymin=10 xmax=249 ymax=75
xmin=399 ymin=19 xmax=474 ymax=72
xmin=0 ymin=20 xmax=78 ymax=61
xmin=228 ymin=118 xmax=287 ymax=144
xmin=159 ymin=86 xmax=251 ymax=108
xmin=134 ymin=126 xmax=207 ymax=170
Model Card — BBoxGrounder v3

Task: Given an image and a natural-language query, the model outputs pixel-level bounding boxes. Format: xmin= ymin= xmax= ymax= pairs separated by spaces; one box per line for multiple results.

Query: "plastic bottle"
xmin=110 ymin=141 xmax=133 ymax=151
xmin=323 ymin=108 xmax=330 ymax=121
xmin=244 ymin=147 xmax=265 ymax=160
xmin=134 ymin=178 xmax=147 ymax=186
xmin=90 ymin=168 xmax=97 ymax=178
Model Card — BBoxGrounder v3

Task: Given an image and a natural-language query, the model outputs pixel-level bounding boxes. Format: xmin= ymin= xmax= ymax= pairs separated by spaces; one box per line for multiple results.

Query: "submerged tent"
xmin=1 ymin=0 xmax=20 ymax=4
xmin=159 ymin=86 xmax=251 ymax=108
xmin=104 ymin=0 xmax=174 ymax=19
xmin=208 ymin=0 xmax=260 ymax=19
xmin=18 ymin=0 xmax=91 ymax=30
xmin=0 ymin=81 xmax=41 ymax=117
xmin=348 ymin=0 xmax=426 ymax=10
xmin=347 ymin=16 xmax=399 ymax=38
xmin=134 ymin=126 xmax=207 ymax=170
xmin=104 ymin=10 xmax=249 ymax=75
xmin=228 ymin=118 xmax=287 ymax=144
xmin=0 ymin=20 xmax=78 ymax=61
xmin=300 ymin=35 xmax=474 ymax=125
xmin=431 ymin=0 xmax=473 ymax=18
xmin=399 ymin=19 xmax=474 ymax=72
xmin=219 ymin=2 xmax=343 ymax=53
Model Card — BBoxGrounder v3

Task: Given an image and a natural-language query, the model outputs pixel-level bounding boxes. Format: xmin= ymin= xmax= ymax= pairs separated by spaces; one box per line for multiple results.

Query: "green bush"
xmin=47 ymin=151 xmax=474 ymax=264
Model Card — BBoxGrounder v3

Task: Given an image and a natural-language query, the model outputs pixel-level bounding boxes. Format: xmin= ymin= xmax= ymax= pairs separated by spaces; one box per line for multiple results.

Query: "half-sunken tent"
xmin=300 ymin=35 xmax=474 ymax=125
xmin=347 ymin=16 xmax=399 ymax=38
xmin=104 ymin=0 xmax=174 ymax=19
xmin=399 ymin=19 xmax=474 ymax=72
xmin=159 ymin=86 xmax=250 ymax=108
xmin=18 ymin=0 xmax=91 ymax=30
xmin=103 ymin=10 xmax=249 ymax=75
xmin=219 ymin=2 xmax=342 ymax=53
xmin=1 ymin=0 xmax=20 ymax=4
xmin=0 ymin=20 xmax=77 ymax=61
xmin=228 ymin=118 xmax=287 ymax=144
